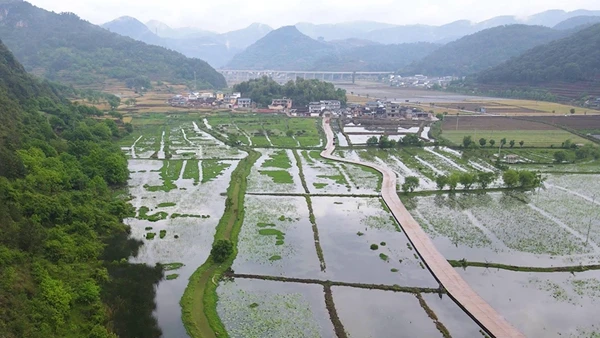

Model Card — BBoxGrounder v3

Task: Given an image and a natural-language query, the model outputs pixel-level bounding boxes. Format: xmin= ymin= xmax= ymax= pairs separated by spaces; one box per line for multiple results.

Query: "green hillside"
xmin=402 ymin=25 xmax=566 ymax=76
xmin=477 ymin=23 xmax=600 ymax=84
xmin=0 ymin=1 xmax=226 ymax=88
xmin=0 ymin=39 xmax=162 ymax=337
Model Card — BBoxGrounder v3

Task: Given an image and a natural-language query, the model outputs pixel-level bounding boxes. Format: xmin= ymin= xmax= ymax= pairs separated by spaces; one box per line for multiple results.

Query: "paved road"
xmin=320 ymin=118 xmax=524 ymax=338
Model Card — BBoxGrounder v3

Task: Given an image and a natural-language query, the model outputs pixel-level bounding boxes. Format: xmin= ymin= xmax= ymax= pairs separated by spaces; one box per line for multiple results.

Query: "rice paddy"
xmin=122 ymin=112 xmax=600 ymax=338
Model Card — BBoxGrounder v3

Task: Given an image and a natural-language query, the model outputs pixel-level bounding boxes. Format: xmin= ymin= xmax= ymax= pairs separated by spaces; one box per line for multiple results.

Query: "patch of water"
xmin=313 ymin=196 xmax=438 ymax=287
xmin=335 ymin=132 xmax=348 ymax=147
xmin=217 ymin=279 xmax=336 ymax=338
xmin=157 ymin=130 xmax=166 ymax=159
xmin=332 ymin=287 xmax=441 ymax=337
xmin=131 ymin=135 xmax=143 ymax=158
xmin=458 ymin=268 xmax=600 ymax=337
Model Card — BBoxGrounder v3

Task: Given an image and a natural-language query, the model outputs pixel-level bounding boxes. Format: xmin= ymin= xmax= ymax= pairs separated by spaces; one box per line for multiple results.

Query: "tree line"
xmin=233 ymin=76 xmax=347 ymax=107
xmin=0 ymin=41 xmax=161 ymax=338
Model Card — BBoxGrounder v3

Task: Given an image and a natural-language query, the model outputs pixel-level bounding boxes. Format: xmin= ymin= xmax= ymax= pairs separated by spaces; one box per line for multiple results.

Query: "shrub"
xmin=370 ymin=244 xmax=379 ymax=250
xmin=211 ymin=239 xmax=233 ymax=263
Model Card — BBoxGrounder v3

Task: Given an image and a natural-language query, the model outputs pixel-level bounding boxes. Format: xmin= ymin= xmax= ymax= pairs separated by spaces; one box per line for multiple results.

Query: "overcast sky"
xmin=27 ymin=0 xmax=600 ymax=33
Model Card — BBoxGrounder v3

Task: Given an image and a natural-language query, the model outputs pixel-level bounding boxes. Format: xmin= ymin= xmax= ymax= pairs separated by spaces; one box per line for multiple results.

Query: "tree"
xmin=477 ymin=172 xmax=496 ymax=189
xmin=489 ymin=139 xmax=496 ymax=147
xmin=500 ymin=138 xmax=507 ymax=147
xmin=402 ymin=176 xmax=420 ymax=193
xmin=479 ymin=138 xmax=487 ymax=147
xmin=459 ymin=172 xmax=476 ymax=190
xmin=435 ymin=175 xmax=448 ymax=190
xmin=436 ymin=113 xmax=445 ymax=121
xmin=211 ymin=239 xmax=233 ymax=263
xmin=519 ymin=140 xmax=524 ymax=148
xmin=285 ymin=130 xmax=294 ymax=137
xmin=553 ymin=150 xmax=568 ymax=163
xmin=502 ymin=169 xmax=520 ymax=188
xmin=509 ymin=140 xmax=515 ymax=148
xmin=570 ymin=108 xmax=576 ymax=115
xmin=366 ymin=136 xmax=378 ymax=147
xmin=447 ymin=172 xmax=461 ymax=191
xmin=518 ymin=170 xmax=536 ymax=188
xmin=462 ymin=135 xmax=474 ymax=148
xmin=401 ymin=134 xmax=424 ymax=147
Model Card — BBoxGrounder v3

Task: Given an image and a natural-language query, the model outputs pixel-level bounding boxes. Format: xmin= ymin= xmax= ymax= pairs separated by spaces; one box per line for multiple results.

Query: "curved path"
xmin=320 ymin=118 xmax=524 ymax=338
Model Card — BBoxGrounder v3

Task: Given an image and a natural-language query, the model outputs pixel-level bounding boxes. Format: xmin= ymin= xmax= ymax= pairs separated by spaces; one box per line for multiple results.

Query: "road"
xmin=320 ymin=118 xmax=524 ymax=338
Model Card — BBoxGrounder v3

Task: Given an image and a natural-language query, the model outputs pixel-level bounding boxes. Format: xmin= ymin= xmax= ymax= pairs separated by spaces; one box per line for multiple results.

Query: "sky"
xmin=27 ymin=0 xmax=600 ymax=33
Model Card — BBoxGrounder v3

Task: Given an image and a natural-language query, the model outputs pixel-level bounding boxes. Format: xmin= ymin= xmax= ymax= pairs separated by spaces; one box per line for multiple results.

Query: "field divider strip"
xmin=227 ymin=273 xmax=444 ymax=294
xmin=449 ymin=259 xmax=600 ymax=272
xmin=305 ymin=195 xmax=327 ymax=271
xmin=246 ymin=192 xmax=381 ymax=198
xmin=293 ymin=149 xmax=310 ymax=194
xmin=323 ymin=284 xmax=348 ymax=338
xmin=416 ymin=293 xmax=452 ymax=338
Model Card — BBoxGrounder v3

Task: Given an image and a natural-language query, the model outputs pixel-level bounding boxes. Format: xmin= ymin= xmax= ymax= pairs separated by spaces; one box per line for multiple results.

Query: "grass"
xmin=162 ymin=263 xmax=184 ymax=271
xmin=166 ymin=274 xmax=179 ymax=280
xmin=202 ymin=160 xmax=232 ymax=183
xmin=313 ymin=183 xmax=328 ymax=189
xmin=268 ymin=255 xmax=282 ymax=261
xmin=138 ymin=207 xmax=168 ymax=222
xmin=442 ymin=130 xmax=591 ymax=147
xmin=449 ymin=259 xmax=600 ymax=273
xmin=144 ymin=160 xmax=182 ymax=192
xmin=171 ymin=213 xmax=210 ymax=219
xmin=379 ymin=253 xmax=389 ymax=261
xmin=180 ymin=149 xmax=260 ymax=338
xmin=258 ymin=228 xmax=285 ymax=245
xmin=261 ymin=150 xmax=292 ymax=169
xmin=183 ymin=159 xmax=200 ymax=183
xmin=305 ymin=195 xmax=326 ymax=271
xmin=159 ymin=230 xmax=167 ymax=239
xmin=293 ymin=149 xmax=310 ymax=194
xmin=157 ymin=202 xmax=176 ymax=208
xmin=146 ymin=232 xmax=156 ymax=239
xmin=258 ymin=170 xmax=294 ymax=184
xmin=323 ymin=285 xmax=348 ymax=338
xmin=370 ymin=244 xmax=379 ymax=250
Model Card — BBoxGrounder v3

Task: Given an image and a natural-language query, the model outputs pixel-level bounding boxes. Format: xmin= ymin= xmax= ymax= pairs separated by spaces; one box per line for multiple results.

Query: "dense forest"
xmin=0 ymin=1 xmax=226 ymax=88
xmin=401 ymin=25 xmax=566 ymax=76
xmin=477 ymin=23 xmax=600 ymax=84
xmin=0 ymin=39 xmax=162 ymax=337
xmin=233 ymin=76 xmax=347 ymax=107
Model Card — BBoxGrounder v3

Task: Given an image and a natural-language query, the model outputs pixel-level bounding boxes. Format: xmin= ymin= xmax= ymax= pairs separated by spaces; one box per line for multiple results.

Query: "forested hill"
xmin=0 ymin=1 xmax=226 ymax=88
xmin=477 ymin=23 xmax=600 ymax=84
xmin=0 ymin=39 xmax=163 ymax=337
xmin=401 ymin=25 xmax=566 ymax=76
xmin=225 ymin=25 xmax=436 ymax=71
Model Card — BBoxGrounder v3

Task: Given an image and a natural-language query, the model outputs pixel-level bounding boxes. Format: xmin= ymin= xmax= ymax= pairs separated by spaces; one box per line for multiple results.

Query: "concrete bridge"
xmin=218 ymin=69 xmax=394 ymax=85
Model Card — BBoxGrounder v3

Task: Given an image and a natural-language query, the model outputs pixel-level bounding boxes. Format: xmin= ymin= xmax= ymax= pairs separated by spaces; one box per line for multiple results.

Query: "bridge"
xmin=218 ymin=69 xmax=394 ymax=85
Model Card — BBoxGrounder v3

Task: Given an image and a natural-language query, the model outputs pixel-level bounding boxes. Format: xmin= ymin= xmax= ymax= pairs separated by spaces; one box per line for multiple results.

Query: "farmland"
xmin=440 ymin=116 xmax=593 ymax=147
xmin=119 ymin=111 xmax=600 ymax=338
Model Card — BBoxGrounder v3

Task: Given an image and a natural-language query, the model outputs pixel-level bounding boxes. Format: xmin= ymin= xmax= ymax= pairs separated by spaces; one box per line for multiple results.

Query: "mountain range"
xmin=224 ymin=26 xmax=440 ymax=71
xmin=0 ymin=1 xmax=226 ymax=88
xmin=100 ymin=9 xmax=600 ymax=69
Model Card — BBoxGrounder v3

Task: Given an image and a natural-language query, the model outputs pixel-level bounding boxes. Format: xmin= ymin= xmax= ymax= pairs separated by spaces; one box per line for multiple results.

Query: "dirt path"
xmin=320 ymin=118 xmax=524 ymax=338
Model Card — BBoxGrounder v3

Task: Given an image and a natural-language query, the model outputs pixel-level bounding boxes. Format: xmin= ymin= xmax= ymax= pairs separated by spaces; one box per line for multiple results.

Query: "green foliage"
xmin=0 ymin=40 xmax=161 ymax=337
xmin=403 ymin=25 xmax=564 ymax=76
xmin=370 ymin=244 xmax=379 ymax=250
xmin=458 ymin=172 xmax=476 ymax=190
xmin=402 ymin=176 xmax=420 ymax=193
xmin=478 ymin=23 xmax=600 ymax=84
xmin=0 ymin=2 xmax=226 ymax=88
xmin=477 ymin=172 xmax=497 ymax=189
xmin=211 ymin=239 xmax=233 ymax=263
xmin=479 ymin=138 xmax=487 ymax=147
xmin=435 ymin=175 xmax=448 ymax=190
xmin=502 ymin=169 xmax=543 ymax=189
xmin=233 ymin=76 xmax=346 ymax=107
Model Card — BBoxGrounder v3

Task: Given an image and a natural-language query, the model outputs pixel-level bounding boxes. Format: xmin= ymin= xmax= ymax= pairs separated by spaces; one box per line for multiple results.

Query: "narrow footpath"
xmin=320 ymin=118 xmax=524 ymax=338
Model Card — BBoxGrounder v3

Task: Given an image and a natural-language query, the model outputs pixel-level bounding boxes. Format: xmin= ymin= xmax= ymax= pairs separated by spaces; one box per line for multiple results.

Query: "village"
xmin=167 ymin=91 xmax=435 ymax=121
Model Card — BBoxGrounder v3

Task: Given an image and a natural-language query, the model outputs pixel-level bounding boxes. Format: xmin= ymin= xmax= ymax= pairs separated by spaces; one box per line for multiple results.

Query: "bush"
xmin=211 ymin=239 xmax=233 ymax=263
xmin=370 ymin=244 xmax=379 ymax=250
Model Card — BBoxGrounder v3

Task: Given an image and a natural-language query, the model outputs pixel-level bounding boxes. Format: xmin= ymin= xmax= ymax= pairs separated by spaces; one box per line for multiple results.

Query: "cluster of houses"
xmin=167 ymin=91 xmax=253 ymax=109
xmin=584 ymin=97 xmax=600 ymax=109
xmin=389 ymin=75 xmax=456 ymax=89
xmin=344 ymin=101 xmax=433 ymax=120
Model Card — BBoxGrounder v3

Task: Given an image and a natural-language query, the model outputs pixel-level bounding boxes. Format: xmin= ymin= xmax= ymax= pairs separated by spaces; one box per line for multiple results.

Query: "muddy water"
xmin=332 ymin=287 xmax=442 ymax=337
xmin=459 ymin=268 xmax=600 ymax=337
xmin=217 ymin=279 xmax=336 ymax=338
xmin=126 ymin=158 xmax=238 ymax=337
xmin=313 ymin=196 xmax=438 ymax=287
xmin=232 ymin=195 xmax=322 ymax=278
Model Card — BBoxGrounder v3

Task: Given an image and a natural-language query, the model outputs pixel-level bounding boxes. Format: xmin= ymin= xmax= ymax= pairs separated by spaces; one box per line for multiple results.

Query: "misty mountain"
xmin=103 ymin=16 xmax=167 ymax=46
xmin=220 ymin=23 xmax=274 ymax=49
xmin=402 ymin=25 xmax=568 ymax=76
xmin=553 ymin=15 xmax=600 ymax=30
xmin=295 ymin=9 xmax=600 ymax=44
xmin=477 ymin=23 xmax=600 ymax=85
xmin=0 ymin=1 xmax=226 ymax=88
xmin=146 ymin=19 xmax=217 ymax=39
xmin=226 ymin=26 xmax=334 ymax=70
xmin=226 ymin=26 xmax=440 ymax=71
